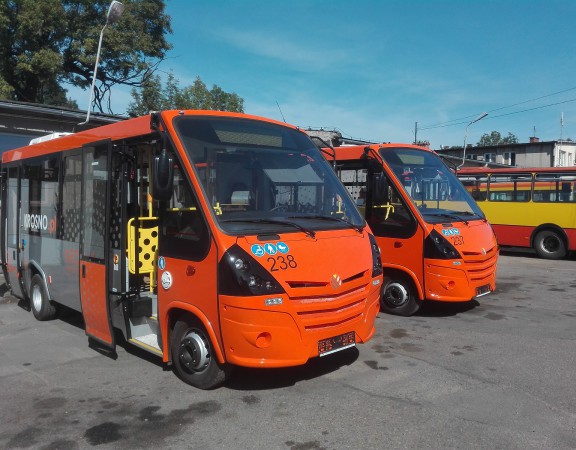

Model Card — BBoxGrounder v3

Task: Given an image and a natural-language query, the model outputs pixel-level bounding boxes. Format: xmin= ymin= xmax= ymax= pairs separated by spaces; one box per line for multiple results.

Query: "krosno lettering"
xmin=24 ymin=213 xmax=48 ymax=231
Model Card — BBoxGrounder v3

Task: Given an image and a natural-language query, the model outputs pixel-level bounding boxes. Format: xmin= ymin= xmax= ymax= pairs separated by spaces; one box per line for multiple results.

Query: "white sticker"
xmin=161 ymin=271 xmax=173 ymax=290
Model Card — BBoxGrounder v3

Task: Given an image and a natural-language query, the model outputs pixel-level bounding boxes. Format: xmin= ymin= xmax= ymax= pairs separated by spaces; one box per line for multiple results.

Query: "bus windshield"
xmin=379 ymin=147 xmax=485 ymax=223
xmin=174 ymin=116 xmax=364 ymax=235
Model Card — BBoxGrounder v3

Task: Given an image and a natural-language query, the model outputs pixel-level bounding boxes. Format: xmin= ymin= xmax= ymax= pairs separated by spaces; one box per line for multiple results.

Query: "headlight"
xmin=368 ymin=233 xmax=383 ymax=277
xmin=424 ymin=229 xmax=462 ymax=260
xmin=218 ymin=244 xmax=285 ymax=296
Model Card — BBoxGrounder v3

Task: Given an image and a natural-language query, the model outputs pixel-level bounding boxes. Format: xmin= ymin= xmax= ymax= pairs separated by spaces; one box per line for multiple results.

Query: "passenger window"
xmin=160 ymin=160 xmax=210 ymax=261
xmin=367 ymin=173 xmax=417 ymax=238
xmin=488 ymin=174 xmax=531 ymax=202
xmin=459 ymin=176 xmax=488 ymax=201
xmin=533 ymin=173 xmax=576 ymax=203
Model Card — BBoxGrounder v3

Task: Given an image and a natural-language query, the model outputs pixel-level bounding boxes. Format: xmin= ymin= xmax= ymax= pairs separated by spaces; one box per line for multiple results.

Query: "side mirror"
xmin=152 ymin=151 xmax=174 ymax=201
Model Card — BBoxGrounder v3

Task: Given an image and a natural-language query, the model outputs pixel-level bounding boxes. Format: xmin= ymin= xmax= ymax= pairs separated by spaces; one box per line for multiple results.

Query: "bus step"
xmin=129 ymin=334 xmax=162 ymax=356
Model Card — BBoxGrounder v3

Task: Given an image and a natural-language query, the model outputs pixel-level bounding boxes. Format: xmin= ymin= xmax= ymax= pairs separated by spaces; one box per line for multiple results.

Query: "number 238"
xmin=268 ymin=255 xmax=298 ymax=271
xmin=452 ymin=235 xmax=465 ymax=246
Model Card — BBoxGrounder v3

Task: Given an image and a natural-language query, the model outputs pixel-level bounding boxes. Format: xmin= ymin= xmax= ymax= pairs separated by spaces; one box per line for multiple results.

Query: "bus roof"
xmin=457 ymin=166 xmax=576 ymax=175
xmin=331 ymin=143 xmax=434 ymax=160
xmin=1 ymin=110 xmax=299 ymax=164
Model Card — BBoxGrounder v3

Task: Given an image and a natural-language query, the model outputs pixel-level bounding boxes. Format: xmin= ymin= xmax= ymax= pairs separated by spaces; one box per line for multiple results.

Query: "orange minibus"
xmin=0 ymin=111 xmax=382 ymax=388
xmin=325 ymin=143 xmax=498 ymax=316
xmin=457 ymin=166 xmax=576 ymax=259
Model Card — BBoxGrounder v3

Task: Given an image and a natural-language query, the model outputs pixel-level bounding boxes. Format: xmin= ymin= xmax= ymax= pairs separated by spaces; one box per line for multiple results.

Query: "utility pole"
xmin=414 ymin=122 xmax=418 ymax=144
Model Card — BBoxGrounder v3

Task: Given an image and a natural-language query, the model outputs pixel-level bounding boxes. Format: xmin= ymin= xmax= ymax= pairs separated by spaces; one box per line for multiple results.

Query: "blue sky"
xmin=72 ymin=0 xmax=576 ymax=149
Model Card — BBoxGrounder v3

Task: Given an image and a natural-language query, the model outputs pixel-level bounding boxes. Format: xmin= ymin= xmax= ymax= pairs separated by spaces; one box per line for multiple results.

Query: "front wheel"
xmin=533 ymin=230 xmax=567 ymax=260
xmin=380 ymin=276 xmax=422 ymax=316
xmin=171 ymin=319 xmax=229 ymax=389
xmin=30 ymin=274 xmax=57 ymax=321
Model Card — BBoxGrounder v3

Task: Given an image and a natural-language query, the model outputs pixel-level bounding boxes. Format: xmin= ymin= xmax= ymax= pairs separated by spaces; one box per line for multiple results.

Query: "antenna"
xmin=276 ymin=101 xmax=287 ymax=123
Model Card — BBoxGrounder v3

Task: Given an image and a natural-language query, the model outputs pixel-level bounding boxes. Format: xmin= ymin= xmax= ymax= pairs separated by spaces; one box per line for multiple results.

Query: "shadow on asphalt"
xmin=225 ymin=347 xmax=360 ymax=391
xmin=55 ymin=304 xmax=85 ymax=329
xmin=414 ymin=299 xmax=480 ymax=317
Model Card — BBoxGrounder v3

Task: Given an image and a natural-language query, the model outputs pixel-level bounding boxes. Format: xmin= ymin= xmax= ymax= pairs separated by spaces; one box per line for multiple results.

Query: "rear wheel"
xmin=380 ymin=275 xmax=422 ymax=316
xmin=30 ymin=274 xmax=57 ymax=321
xmin=171 ymin=319 xmax=228 ymax=389
xmin=533 ymin=230 xmax=566 ymax=260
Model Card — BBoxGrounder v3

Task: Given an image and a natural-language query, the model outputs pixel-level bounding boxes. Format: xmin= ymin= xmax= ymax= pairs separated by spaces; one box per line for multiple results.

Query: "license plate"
xmin=476 ymin=284 xmax=492 ymax=297
xmin=318 ymin=331 xmax=356 ymax=357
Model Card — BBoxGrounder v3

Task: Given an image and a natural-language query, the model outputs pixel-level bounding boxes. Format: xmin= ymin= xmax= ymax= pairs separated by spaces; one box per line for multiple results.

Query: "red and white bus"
xmin=327 ymin=143 xmax=498 ymax=316
xmin=0 ymin=111 xmax=383 ymax=388
xmin=457 ymin=166 xmax=576 ymax=259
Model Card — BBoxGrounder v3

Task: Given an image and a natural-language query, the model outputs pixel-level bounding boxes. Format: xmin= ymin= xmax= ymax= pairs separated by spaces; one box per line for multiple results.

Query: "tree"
xmin=477 ymin=131 xmax=519 ymax=146
xmin=127 ymin=74 xmax=245 ymax=116
xmin=0 ymin=0 xmax=172 ymax=112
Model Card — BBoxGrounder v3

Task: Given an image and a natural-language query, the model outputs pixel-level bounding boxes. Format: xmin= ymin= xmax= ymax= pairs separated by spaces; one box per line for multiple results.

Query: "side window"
xmin=488 ymin=174 xmax=531 ymax=202
xmin=533 ymin=173 xmax=576 ymax=202
xmin=62 ymin=154 xmax=82 ymax=242
xmin=6 ymin=167 xmax=19 ymax=248
xmin=367 ymin=173 xmax=417 ymax=238
xmin=22 ymin=157 xmax=59 ymax=237
xmin=336 ymin=167 xmax=368 ymax=220
xmin=459 ymin=176 xmax=488 ymax=201
xmin=82 ymin=145 xmax=108 ymax=261
xmin=160 ymin=160 xmax=210 ymax=261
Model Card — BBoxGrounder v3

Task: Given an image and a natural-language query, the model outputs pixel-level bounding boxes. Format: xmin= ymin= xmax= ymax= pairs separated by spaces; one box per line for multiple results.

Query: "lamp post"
xmin=458 ymin=112 xmax=488 ymax=169
xmin=78 ymin=1 xmax=125 ymax=126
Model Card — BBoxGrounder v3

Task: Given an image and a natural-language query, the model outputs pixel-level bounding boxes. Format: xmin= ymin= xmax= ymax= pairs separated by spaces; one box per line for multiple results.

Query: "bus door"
xmin=4 ymin=166 xmax=27 ymax=301
xmin=367 ymin=168 xmax=424 ymax=281
xmin=80 ymin=140 xmax=114 ymax=348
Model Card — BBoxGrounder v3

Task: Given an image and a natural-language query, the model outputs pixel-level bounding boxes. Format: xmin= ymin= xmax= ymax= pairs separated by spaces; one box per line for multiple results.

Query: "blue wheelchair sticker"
xmin=251 ymin=244 xmax=265 ymax=257
xmin=442 ymin=228 xmax=460 ymax=236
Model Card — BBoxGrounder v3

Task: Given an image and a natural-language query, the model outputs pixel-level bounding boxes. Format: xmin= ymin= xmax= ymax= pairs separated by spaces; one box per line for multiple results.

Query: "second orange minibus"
xmin=326 ymin=143 xmax=498 ymax=316
xmin=1 ymin=111 xmax=383 ymax=388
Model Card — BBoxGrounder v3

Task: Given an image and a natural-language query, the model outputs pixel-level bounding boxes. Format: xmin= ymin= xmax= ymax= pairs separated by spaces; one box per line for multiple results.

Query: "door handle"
xmin=82 ymin=264 xmax=86 ymax=278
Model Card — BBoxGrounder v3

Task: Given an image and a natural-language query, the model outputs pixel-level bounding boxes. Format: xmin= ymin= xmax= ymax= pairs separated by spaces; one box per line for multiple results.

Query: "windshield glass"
xmin=173 ymin=116 xmax=364 ymax=235
xmin=379 ymin=147 xmax=485 ymax=223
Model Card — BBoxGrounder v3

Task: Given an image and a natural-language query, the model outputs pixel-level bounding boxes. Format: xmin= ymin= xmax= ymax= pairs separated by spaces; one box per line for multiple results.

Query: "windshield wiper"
xmin=424 ymin=212 xmax=474 ymax=225
xmin=220 ymin=218 xmax=316 ymax=238
xmin=288 ymin=215 xmax=365 ymax=233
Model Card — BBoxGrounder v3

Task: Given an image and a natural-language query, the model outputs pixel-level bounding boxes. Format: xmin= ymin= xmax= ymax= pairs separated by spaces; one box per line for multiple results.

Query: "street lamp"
xmin=78 ymin=1 xmax=125 ymax=125
xmin=458 ymin=112 xmax=488 ymax=169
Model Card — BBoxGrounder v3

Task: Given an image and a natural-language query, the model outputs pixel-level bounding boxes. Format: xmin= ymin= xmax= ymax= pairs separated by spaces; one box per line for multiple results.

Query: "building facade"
xmin=0 ymin=100 xmax=123 ymax=156
xmin=435 ymin=138 xmax=576 ymax=168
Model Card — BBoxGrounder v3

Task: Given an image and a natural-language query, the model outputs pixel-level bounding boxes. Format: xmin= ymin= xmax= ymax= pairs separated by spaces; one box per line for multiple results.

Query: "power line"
xmin=418 ymin=86 xmax=576 ymax=131
xmin=420 ymin=97 xmax=576 ymax=131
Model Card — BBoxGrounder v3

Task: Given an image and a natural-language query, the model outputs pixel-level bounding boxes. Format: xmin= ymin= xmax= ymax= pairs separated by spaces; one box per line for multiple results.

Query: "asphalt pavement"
xmin=0 ymin=251 xmax=574 ymax=449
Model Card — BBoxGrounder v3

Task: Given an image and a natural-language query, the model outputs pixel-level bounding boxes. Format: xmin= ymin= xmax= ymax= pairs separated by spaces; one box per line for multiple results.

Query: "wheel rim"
xmin=542 ymin=235 xmax=560 ymax=253
xmin=31 ymin=284 xmax=42 ymax=312
xmin=384 ymin=282 xmax=409 ymax=307
xmin=178 ymin=330 xmax=210 ymax=373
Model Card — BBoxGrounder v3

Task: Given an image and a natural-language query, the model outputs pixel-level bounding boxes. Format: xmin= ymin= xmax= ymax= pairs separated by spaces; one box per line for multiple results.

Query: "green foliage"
xmin=0 ymin=76 xmax=14 ymax=99
xmin=0 ymin=0 xmax=171 ymax=111
xmin=127 ymin=74 xmax=245 ymax=117
xmin=477 ymin=131 xmax=519 ymax=146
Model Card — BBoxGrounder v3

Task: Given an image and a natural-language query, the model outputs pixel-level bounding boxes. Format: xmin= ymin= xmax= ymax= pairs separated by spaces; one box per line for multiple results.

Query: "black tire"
xmin=533 ymin=230 xmax=567 ymax=260
xmin=171 ymin=319 xmax=229 ymax=389
xmin=380 ymin=275 xmax=422 ymax=316
xmin=30 ymin=274 xmax=57 ymax=321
